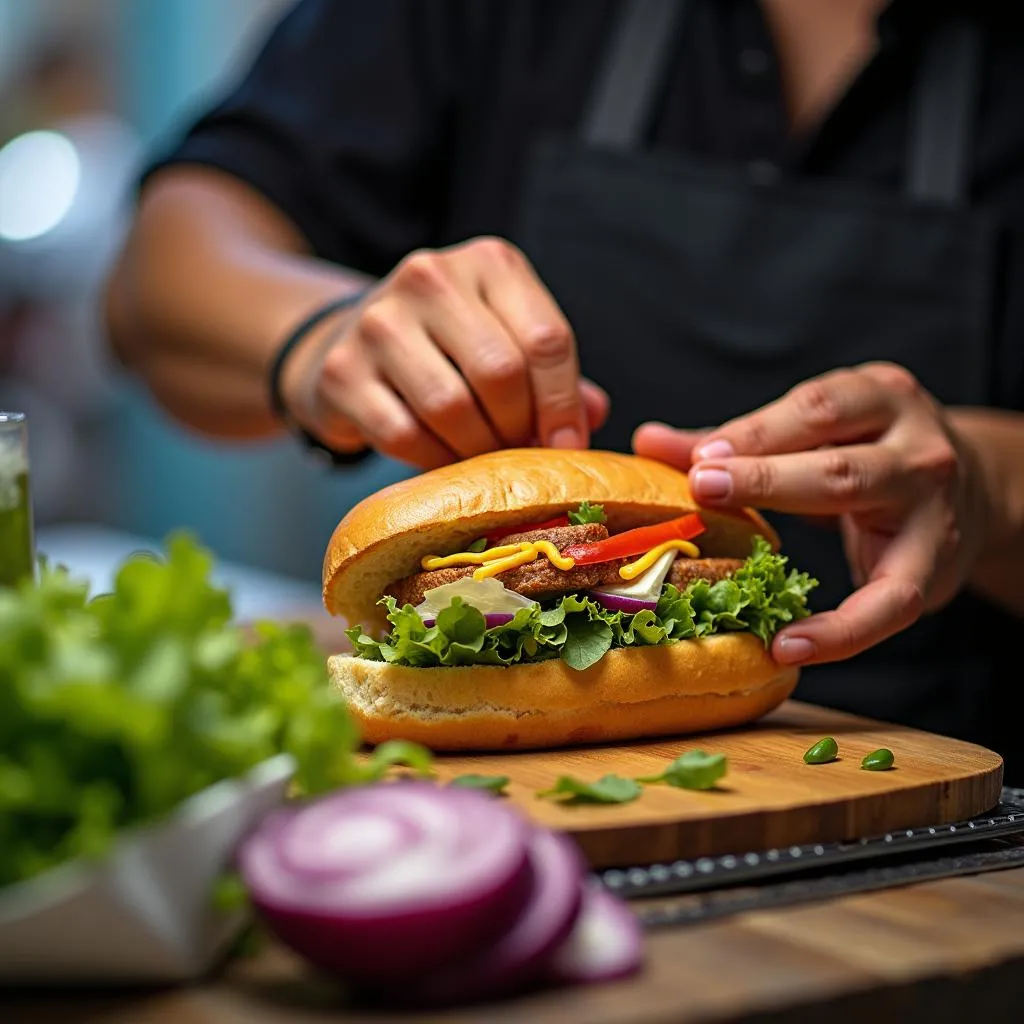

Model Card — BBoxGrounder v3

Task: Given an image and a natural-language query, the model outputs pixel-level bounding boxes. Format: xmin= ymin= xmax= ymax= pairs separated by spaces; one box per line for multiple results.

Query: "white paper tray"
xmin=0 ymin=754 xmax=294 ymax=984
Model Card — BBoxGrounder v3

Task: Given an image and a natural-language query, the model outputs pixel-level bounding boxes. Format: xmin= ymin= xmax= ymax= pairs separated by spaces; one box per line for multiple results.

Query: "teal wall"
xmin=109 ymin=0 xmax=409 ymax=580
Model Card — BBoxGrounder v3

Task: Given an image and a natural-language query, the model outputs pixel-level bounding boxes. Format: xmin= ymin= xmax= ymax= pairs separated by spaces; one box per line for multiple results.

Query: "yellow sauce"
xmin=618 ymin=540 xmax=701 ymax=580
xmin=529 ymin=540 xmax=575 ymax=570
xmin=421 ymin=543 xmax=525 ymax=570
xmin=473 ymin=546 xmax=538 ymax=579
xmin=422 ymin=539 xmax=576 ymax=580
xmin=423 ymin=536 xmax=700 ymax=583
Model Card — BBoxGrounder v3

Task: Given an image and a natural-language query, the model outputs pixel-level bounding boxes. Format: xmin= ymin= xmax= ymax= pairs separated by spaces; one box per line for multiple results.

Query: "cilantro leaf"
xmin=537 ymin=774 xmax=641 ymax=804
xmin=638 ymin=750 xmax=728 ymax=790
xmin=365 ymin=740 xmax=435 ymax=779
xmin=568 ymin=501 xmax=607 ymax=526
xmin=449 ymin=773 xmax=510 ymax=795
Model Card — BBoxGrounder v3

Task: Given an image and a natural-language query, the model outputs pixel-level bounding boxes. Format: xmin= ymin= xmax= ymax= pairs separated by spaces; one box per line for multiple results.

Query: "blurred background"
xmin=0 ymin=0 xmax=409 ymax=612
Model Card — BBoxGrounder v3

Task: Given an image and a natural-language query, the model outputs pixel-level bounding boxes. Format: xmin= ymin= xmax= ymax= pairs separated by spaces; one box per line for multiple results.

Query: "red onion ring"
xmin=237 ymin=782 xmax=533 ymax=982
xmin=404 ymin=828 xmax=585 ymax=1005
xmin=587 ymin=592 xmax=658 ymax=614
xmin=420 ymin=612 xmax=516 ymax=629
xmin=548 ymin=881 xmax=644 ymax=984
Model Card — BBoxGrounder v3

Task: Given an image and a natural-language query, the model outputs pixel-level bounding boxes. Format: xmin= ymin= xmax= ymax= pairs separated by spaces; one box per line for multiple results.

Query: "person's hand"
xmin=633 ymin=362 xmax=987 ymax=667
xmin=283 ymin=237 xmax=607 ymax=468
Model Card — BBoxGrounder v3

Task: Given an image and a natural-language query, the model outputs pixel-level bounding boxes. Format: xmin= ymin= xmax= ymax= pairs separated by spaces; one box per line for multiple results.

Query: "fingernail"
xmin=550 ymin=427 xmax=582 ymax=449
xmin=695 ymin=439 xmax=735 ymax=461
xmin=692 ymin=467 xmax=732 ymax=501
xmin=776 ymin=636 xmax=815 ymax=665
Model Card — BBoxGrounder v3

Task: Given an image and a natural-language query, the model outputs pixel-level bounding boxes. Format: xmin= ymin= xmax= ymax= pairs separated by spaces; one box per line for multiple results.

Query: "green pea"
xmin=861 ymin=748 xmax=895 ymax=771
xmin=803 ymin=737 xmax=839 ymax=764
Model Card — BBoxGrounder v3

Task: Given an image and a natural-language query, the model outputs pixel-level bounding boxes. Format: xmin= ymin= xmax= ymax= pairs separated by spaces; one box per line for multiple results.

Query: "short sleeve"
xmin=142 ymin=0 xmax=461 ymax=276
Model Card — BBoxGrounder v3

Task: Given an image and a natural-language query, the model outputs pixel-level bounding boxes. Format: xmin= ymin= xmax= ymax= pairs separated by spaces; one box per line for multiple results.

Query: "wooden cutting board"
xmin=429 ymin=701 xmax=1003 ymax=868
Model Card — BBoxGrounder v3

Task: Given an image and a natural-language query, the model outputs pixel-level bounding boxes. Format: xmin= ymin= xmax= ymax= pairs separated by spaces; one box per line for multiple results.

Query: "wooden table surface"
xmin=6 ymin=612 xmax=1022 ymax=1022
xmin=4 ymin=855 xmax=1023 ymax=1022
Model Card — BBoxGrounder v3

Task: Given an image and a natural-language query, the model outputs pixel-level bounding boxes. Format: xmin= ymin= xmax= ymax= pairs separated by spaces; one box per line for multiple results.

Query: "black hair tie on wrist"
xmin=268 ymin=292 xmax=371 ymax=466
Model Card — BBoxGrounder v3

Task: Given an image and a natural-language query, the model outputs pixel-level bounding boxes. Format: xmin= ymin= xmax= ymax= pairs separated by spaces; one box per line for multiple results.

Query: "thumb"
xmin=632 ymin=421 xmax=710 ymax=471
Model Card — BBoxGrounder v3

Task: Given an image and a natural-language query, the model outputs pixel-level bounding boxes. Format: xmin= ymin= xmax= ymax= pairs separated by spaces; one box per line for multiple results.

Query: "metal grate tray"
xmin=594 ymin=787 xmax=1024 ymax=923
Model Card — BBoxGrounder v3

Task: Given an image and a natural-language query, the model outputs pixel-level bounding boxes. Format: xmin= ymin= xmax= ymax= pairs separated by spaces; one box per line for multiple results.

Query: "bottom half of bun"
xmin=328 ymin=634 xmax=799 ymax=751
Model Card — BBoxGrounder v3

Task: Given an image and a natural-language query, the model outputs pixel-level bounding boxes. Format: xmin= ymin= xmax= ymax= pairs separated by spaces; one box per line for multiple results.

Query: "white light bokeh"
xmin=0 ymin=130 xmax=81 ymax=242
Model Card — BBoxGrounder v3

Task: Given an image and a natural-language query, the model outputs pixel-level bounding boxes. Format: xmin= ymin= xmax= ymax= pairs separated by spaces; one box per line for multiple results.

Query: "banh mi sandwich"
xmin=325 ymin=449 xmax=817 ymax=751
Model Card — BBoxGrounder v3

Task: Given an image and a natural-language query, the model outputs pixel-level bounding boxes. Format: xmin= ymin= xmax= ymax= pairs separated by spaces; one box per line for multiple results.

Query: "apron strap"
xmin=583 ymin=0 xmax=982 ymax=206
xmin=581 ymin=0 xmax=688 ymax=147
xmin=906 ymin=17 xmax=982 ymax=205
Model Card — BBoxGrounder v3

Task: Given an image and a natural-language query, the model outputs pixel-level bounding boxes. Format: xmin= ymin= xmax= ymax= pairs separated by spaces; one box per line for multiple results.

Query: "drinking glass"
xmin=0 ymin=412 xmax=35 ymax=586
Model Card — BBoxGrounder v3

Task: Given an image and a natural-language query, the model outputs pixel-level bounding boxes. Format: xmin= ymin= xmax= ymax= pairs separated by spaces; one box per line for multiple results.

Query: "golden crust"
xmin=323 ymin=449 xmax=778 ymax=631
xmin=327 ymin=633 xmax=798 ymax=751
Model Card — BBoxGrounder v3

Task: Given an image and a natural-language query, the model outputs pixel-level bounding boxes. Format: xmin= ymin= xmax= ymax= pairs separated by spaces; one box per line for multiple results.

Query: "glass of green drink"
xmin=0 ymin=412 xmax=35 ymax=587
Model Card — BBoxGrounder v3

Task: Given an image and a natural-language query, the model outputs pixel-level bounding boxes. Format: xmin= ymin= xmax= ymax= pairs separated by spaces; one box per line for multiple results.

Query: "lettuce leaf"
xmin=345 ymin=536 xmax=817 ymax=672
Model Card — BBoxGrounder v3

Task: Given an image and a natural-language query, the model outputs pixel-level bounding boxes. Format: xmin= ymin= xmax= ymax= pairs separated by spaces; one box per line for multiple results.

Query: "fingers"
xmin=692 ymin=368 xmax=899 ymax=460
xmin=632 ymin=422 xmax=709 ymax=470
xmin=773 ymin=501 xmax=945 ymax=666
xmin=472 ymin=240 xmax=588 ymax=449
xmin=410 ymin=273 xmax=535 ymax=447
xmin=772 ymin=574 xmax=925 ymax=665
xmin=689 ymin=444 xmax=912 ymax=514
xmin=358 ymin=299 xmax=502 ymax=459
xmin=317 ymin=337 xmax=455 ymax=469
xmin=581 ymin=379 xmax=610 ymax=433
xmin=323 ymin=375 xmax=455 ymax=469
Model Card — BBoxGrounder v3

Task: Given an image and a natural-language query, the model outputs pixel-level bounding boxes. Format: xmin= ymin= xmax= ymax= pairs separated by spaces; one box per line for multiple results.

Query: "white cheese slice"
xmin=592 ymin=548 xmax=677 ymax=604
xmin=414 ymin=577 xmax=539 ymax=621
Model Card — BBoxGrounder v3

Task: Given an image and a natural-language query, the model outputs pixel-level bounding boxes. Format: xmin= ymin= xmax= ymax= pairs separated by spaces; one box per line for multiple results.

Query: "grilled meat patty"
xmin=497 ymin=522 xmax=608 ymax=548
xmin=668 ymin=558 xmax=744 ymax=589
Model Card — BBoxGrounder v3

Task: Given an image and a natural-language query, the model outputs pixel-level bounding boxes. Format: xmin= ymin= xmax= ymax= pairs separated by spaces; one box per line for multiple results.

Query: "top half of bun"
xmin=323 ymin=449 xmax=779 ymax=630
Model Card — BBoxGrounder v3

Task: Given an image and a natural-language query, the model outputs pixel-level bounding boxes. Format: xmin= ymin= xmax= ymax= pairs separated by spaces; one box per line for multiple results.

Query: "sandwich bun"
xmin=328 ymin=633 xmax=798 ymax=751
xmin=322 ymin=449 xmax=796 ymax=751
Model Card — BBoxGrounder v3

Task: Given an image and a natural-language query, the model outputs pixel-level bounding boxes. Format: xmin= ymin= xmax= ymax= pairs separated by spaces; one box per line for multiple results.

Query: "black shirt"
xmin=149 ymin=0 xmax=1024 ymax=403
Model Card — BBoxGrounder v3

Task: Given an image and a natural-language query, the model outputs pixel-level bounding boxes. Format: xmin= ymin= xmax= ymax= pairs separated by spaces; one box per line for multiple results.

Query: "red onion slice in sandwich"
xmin=587 ymin=592 xmax=659 ymax=614
xmin=420 ymin=612 xmax=516 ymax=629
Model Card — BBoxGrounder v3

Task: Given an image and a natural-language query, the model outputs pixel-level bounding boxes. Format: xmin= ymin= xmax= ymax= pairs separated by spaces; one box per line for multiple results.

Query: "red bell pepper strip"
xmin=562 ymin=513 xmax=706 ymax=566
xmin=483 ymin=514 xmax=570 ymax=547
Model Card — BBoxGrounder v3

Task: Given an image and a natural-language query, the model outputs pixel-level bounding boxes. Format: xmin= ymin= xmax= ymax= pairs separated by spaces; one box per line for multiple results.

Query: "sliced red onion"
xmin=548 ymin=882 xmax=644 ymax=985
xmin=420 ymin=612 xmax=516 ymax=629
xmin=588 ymin=592 xmax=658 ymax=615
xmin=403 ymin=828 xmax=585 ymax=1006
xmin=237 ymin=782 xmax=532 ymax=982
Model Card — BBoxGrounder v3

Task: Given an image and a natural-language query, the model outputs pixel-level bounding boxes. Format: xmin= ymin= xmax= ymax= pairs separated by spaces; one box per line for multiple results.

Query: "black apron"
xmin=513 ymin=0 xmax=1019 ymax=777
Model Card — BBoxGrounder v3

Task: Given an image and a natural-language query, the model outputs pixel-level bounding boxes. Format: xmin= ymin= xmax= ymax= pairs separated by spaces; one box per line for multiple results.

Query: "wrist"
xmin=269 ymin=290 xmax=368 ymax=457
xmin=948 ymin=407 xmax=1024 ymax=568
xmin=277 ymin=308 xmax=348 ymax=428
